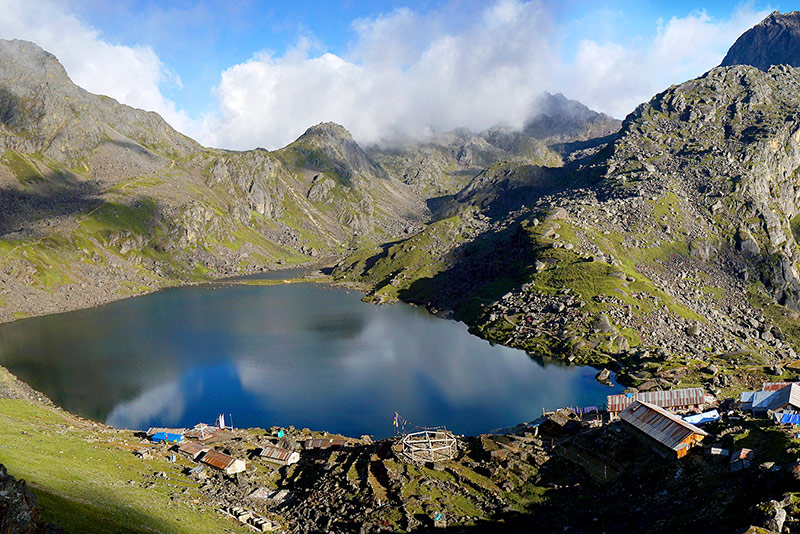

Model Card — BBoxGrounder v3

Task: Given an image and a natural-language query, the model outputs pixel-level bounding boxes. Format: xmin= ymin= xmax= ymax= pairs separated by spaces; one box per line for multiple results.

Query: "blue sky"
xmin=0 ymin=0 xmax=782 ymax=149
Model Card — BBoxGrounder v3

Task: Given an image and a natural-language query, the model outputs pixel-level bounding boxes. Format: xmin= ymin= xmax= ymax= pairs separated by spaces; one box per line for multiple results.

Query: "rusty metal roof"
xmin=178 ymin=441 xmax=208 ymax=458
xmin=201 ymin=450 xmax=235 ymax=470
xmin=608 ymin=387 xmax=705 ymax=413
xmin=260 ymin=445 xmax=295 ymax=462
xmin=619 ymin=400 xmax=708 ymax=451
xmin=763 ymin=381 xmax=795 ymax=391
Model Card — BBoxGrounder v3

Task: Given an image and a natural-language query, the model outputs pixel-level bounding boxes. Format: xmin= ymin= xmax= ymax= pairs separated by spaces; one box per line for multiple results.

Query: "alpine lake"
xmin=0 ymin=271 xmax=620 ymax=438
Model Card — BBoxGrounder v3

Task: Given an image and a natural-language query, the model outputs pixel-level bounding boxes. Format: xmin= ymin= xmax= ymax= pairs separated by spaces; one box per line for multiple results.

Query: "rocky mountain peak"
xmin=0 ymin=39 xmax=71 ymax=86
xmin=523 ymin=92 xmax=620 ymax=143
xmin=298 ymin=122 xmax=356 ymax=144
xmin=721 ymin=11 xmax=800 ymax=70
xmin=290 ymin=122 xmax=386 ymax=183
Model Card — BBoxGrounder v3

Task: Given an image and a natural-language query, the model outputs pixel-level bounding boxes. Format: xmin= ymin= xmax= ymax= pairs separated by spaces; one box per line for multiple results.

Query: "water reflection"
xmin=0 ymin=281 xmax=620 ymax=437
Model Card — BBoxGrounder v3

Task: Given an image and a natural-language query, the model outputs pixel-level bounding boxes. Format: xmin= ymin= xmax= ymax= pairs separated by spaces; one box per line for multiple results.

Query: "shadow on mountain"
xmin=397 ymin=221 xmax=536 ymax=320
xmin=550 ymin=132 xmax=619 ymax=158
xmin=0 ymin=174 xmax=103 ymax=236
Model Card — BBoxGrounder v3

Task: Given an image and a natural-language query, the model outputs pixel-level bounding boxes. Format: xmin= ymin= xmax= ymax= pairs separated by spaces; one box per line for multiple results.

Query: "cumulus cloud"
xmin=566 ymin=4 xmax=772 ymax=118
xmin=0 ymin=0 xmax=192 ymax=133
xmin=200 ymin=1 xmax=772 ymax=151
xmin=202 ymin=0 xmax=558 ymax=150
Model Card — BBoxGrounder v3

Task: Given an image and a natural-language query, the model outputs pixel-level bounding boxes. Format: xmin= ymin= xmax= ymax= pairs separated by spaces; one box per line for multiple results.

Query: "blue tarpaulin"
xmin=780 ymin=413 xmax=800 ymax=425
xmin=151 ymin=432 xmax=183 ymax=443
xmin=683 ymin=410 xmax=721 ymax=426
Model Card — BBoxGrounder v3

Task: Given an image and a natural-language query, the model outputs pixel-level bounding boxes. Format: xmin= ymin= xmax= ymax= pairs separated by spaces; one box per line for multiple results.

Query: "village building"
xmin=259 ymin=445 xmax=300 ymax=466
xmin=618 ymin=400 xmax=709 ymax=458
xmin=177 ymin=441 xmax=209 ymax=461
xmin=607 ymin=387 xmax=707 ymax=417
xmin=740 ymin=383 xmax=800 ymax=414
xmin=150 ymin=432 xmax=183 ymax=443
xmin=766 ymin=383 xmax=800 ymax=412
xmin=146 ymin=427 xmax=187 ymax=437
xmin=200 ymin=450 xmax=247 ymax=475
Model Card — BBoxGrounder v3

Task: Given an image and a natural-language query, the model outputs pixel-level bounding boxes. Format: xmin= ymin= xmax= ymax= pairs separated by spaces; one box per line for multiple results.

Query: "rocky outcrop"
xmin=0 ymin=464 xmax=59 ymax=533
xmin=721 ymin=11 xmax=800 ymax=71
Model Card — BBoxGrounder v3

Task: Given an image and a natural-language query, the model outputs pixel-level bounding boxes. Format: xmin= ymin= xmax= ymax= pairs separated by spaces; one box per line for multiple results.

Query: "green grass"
xmin=0 ymin=399 xmax=249 ymax=534
xmin=1 ymin=150 xmax=43 ymax=185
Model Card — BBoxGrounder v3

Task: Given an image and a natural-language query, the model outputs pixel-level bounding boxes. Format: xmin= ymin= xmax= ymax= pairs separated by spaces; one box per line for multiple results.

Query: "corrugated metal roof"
xmin=608 ymin=388 xmax=705 ymax=413
xmin=178 ymin=441 xmax=208 ymax=458
xmin=768 ymin=383 xmax=800 ymax=411
xmin=619 ymin=400 xmax=708 ymax=451
xmin=763 ymin=381 xmax=795 ymax=391
xmin=201 ymin=450 xmax=235 ymax=470
xmin=740 ymin=391 xmax=756 ymax=403
xmin=751 ymin=390 xmax=776 ymax=410
xmin=260 ymin=445 xmax=295 ymax=462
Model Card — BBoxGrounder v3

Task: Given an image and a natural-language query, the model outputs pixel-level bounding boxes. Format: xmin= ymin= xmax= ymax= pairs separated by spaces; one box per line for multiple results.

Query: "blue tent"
xmin=151 ymin=432 xmax=183 ymax=443
xmin=780 ymin=413 xmax=800 ymax=425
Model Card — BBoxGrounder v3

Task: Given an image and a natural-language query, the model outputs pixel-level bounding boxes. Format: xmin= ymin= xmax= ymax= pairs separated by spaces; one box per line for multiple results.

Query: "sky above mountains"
xmin=0 ymin=0 xmax=780 ymax=150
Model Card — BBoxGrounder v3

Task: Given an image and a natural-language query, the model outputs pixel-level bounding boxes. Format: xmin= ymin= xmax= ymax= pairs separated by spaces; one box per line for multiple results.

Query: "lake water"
xmin=0 ymin=277 xmax=620 ymax=437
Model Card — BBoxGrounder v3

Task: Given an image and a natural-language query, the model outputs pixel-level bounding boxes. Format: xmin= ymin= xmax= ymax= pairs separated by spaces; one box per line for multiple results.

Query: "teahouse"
xmin=619 ymin=400 xmax=709 ymax=458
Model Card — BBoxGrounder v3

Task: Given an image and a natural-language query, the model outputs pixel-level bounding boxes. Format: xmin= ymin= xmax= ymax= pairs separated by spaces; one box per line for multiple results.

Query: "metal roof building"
xmin=147 ymin=427 xmax=187 ymax=437
xmin=259 ymin=445 xmax=300 ymax=466
xmin=619 ymin=400 xmax=709 ymax=458
xmin=763 ymin=381 xmax=795 ymax=392
xmin=177 ymin=441 xmax=209 ymax=460
xmin=768 ymin=383 xmax=800 ymax=412
xmin=151 ymin=432 xmax=183 ymax=443
xmin=201 ymin=450 xmax=247 ymax=475
xmin=608 ymin=387 xmax=706 ymax=415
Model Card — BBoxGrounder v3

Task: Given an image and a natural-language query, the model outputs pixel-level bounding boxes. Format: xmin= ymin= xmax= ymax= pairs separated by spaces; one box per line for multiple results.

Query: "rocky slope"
xmin=335 ymin=62 xmax=800 ymax=396
xmin=722 ymin=11 xmax=800 ymax=70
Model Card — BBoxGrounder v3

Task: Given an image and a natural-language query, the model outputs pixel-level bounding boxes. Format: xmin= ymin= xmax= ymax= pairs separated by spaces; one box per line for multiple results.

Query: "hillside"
xmin=334 ymin=62 xmax=800 ymax=395
xmin=0 ymin=39 xmax=430 ymax=322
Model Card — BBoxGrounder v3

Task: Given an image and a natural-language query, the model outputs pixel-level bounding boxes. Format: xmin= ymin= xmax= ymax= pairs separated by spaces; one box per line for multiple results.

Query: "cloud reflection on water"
xmin=0 ymin=282 xmax=619 ymax=437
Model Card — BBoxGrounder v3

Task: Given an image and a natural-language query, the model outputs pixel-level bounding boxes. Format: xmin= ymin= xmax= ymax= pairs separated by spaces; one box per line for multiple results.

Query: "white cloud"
xmin=201 ymin=1 xmax=771 ymax=151
xmin=202 ymin=0 xmax=558 ymax=150
xmin=0 ymin=0 xmax=193 ymax=134
xmin=563 ymin=5 xmax=772 ymax=118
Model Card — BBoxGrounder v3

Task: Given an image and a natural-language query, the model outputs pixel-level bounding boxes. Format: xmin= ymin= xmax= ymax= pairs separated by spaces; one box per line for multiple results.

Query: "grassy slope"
xmin=0 ymin=396 xmax=250 ymax=534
